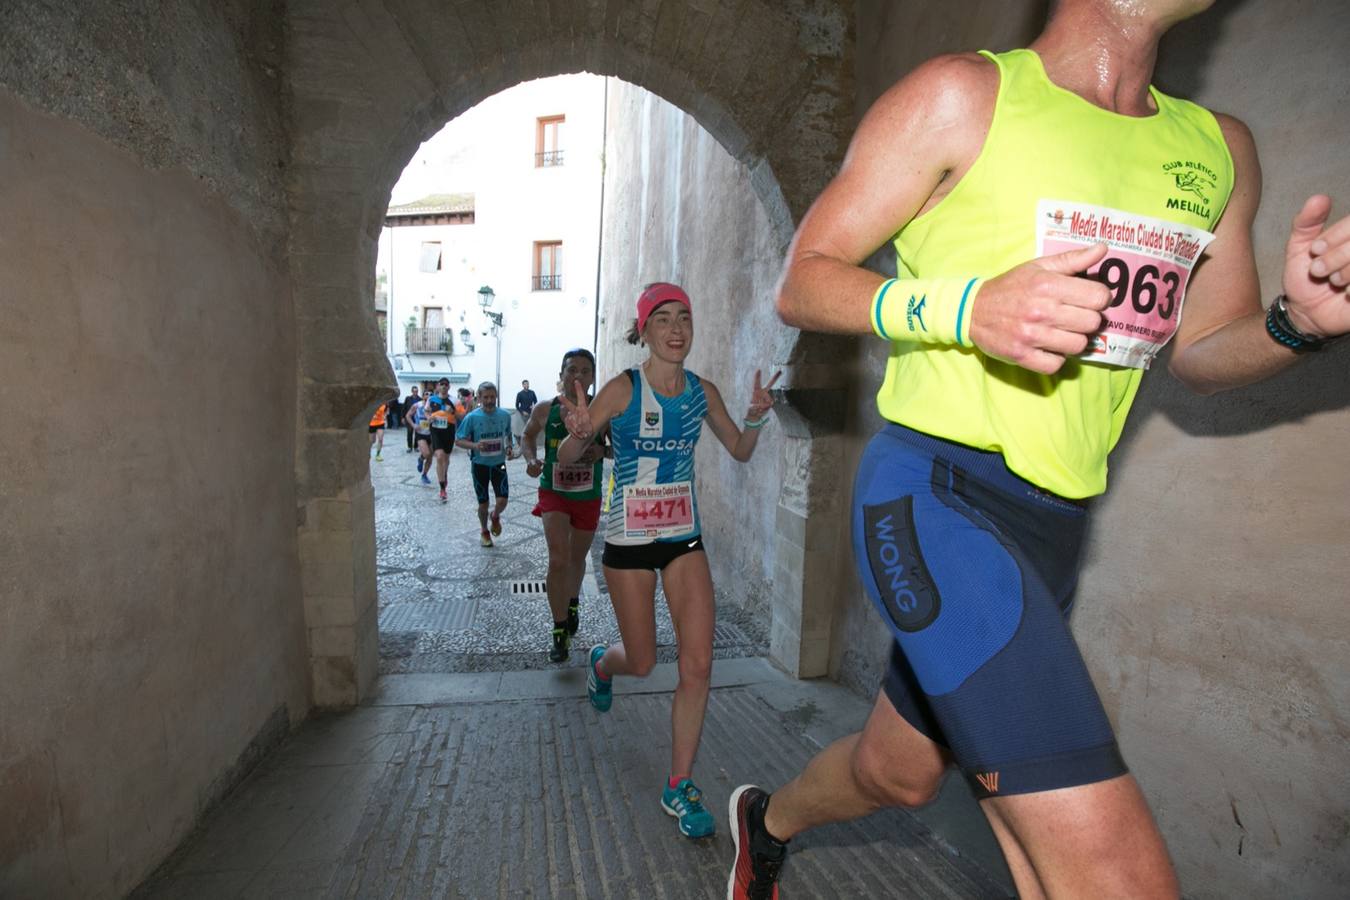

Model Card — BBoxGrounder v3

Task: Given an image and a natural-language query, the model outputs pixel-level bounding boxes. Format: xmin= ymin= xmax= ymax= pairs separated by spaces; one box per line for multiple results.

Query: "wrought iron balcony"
xmin=405 ymin=327 xmax=453 ymax=353
xmin=532 ymin=274 xmax=563 ymax=291
xmin=535 ymin=150 xmax=564 ymax=167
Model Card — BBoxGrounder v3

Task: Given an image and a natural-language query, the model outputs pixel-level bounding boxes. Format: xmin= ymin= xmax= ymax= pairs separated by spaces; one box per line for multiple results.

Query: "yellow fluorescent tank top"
xmin=881 ymin=49 xmax=1234 ymax=498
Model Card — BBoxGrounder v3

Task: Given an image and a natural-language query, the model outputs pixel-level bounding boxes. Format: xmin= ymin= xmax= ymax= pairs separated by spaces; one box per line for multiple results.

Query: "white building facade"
xmin=377 ymin=74 xmax=607 ymax=404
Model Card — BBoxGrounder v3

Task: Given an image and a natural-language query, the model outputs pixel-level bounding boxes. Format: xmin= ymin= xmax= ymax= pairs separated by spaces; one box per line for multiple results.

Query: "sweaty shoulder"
xmin=861 ymin=52 xmax=998 ymax=150
xmin=1210 ymin=112 xmax=1260 ymax=219
xmin=849 ymin=53 xmax=1000 ymax=214
xmin=1211 ymin=112 xmax=1255 ymax=160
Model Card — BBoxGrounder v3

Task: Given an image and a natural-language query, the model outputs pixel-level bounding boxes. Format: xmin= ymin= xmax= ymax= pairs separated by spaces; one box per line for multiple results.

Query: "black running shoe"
xmin=727 ymin=785 xmax=786 ymax=900
xmin=566 ymin=599 xmax=580 ymax=636
xmin=549 ymin=626 xmax=570 ymax=663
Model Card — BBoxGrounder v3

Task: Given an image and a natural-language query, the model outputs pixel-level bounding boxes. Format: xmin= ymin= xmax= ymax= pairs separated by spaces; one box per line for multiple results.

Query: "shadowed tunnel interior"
xmin=1 ymin=1 xmax=1347 ymax=897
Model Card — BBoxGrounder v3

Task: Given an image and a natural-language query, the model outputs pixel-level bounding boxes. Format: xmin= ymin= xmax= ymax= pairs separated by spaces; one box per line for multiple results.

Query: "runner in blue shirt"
xmin=455 ymin=382 xmax=517 ymax=547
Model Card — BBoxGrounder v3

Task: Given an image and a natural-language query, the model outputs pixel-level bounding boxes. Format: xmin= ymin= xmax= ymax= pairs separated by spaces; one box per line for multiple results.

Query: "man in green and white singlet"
xmin=726 ymin=2 xmax=1350 ymax=898
xmin=522 ymin=348 xmax=608 ymax=663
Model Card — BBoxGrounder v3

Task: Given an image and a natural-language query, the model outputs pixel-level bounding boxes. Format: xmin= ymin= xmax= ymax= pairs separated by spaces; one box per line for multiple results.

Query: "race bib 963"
xmin=1037 ymin=200 xmax=1216 ymax=369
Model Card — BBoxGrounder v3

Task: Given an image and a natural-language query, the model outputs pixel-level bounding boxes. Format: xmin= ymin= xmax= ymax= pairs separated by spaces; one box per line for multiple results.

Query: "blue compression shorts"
xmin=852 ymin=424 xmax=1127 ymax=799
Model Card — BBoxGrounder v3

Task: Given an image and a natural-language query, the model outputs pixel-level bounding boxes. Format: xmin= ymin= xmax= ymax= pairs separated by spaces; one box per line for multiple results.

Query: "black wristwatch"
xmin=1265 ymin=295 xmax=1328 ymax=352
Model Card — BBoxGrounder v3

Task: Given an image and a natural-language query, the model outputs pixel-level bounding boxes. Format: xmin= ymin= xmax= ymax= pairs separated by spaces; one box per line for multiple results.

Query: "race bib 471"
xmin=1037 ymin=200 xmax=1216 ymax=369
xmin=622 ymin=482 xmax=694 ymax=539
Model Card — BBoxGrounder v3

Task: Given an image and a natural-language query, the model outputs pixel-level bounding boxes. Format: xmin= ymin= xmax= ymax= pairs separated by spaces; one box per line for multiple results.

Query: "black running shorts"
xmin=430 ymin=427 xmax=455 ymax=454
xmin=471 ymin=462 xmax=508 ymax=504
xmin=602 ymin=536 xmax=704 ymax=571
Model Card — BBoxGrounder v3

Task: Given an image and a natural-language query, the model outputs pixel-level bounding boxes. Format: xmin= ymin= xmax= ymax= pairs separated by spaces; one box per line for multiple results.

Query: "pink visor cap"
xmin=636 ymin=282 xmax=692 ymax=333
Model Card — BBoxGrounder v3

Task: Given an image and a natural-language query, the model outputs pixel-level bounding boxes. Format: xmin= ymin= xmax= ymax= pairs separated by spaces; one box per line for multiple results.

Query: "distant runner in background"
xmin=514 ymin=378 xmax=538 ymax=443
xmin=367 ymin=402 xmax=387 ymax=462
xmin=455 ymin=382 xmax=516 ymax=547
xmin=403 ymin=391 xmax=433 ymax=484
xmin=402 ymin=385 xmax=421 ymax=453
xmin=425 ymin=378 xmax=458 ymax=503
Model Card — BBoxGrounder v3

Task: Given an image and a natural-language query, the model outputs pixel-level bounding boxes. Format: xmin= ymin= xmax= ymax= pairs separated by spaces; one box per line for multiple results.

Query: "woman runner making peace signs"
xmin=557 ymin=282 xmax=779 ymax=840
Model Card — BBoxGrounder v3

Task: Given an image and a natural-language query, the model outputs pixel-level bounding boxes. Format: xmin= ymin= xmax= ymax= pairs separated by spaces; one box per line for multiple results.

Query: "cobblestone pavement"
xmin=132 ymin=441 xmax=1010 ymax=898
xmin=135 ymin=665 xmax=1007 ymax=899
xmin=373 ymin=444 xmax=767 ymax=675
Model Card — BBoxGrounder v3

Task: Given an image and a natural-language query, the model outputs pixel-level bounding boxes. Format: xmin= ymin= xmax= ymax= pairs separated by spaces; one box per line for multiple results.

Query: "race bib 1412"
xmin=553 ymin=463 xmax=595 ymax=493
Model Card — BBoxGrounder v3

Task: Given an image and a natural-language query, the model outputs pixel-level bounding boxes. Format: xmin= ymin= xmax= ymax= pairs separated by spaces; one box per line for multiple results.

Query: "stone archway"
xmin=285 ymin=0 xmax=856 ymax=705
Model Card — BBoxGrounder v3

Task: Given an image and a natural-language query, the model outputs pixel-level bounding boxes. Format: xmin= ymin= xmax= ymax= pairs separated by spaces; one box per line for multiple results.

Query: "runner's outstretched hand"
xmin=559 ymin=382 xmax=594 ymax=440
xmin=969 ymin=242 xmax=1111 ymax=375
xmin=1283 ymin=195 xmax=1350 ymax=339
xmin=747 ymin=370 xmax=781 ymax=421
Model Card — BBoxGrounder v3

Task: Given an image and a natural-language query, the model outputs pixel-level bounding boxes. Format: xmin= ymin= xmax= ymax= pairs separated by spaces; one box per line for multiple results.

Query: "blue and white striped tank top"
xmin=603 ymin=366 xmax=708 ymax=546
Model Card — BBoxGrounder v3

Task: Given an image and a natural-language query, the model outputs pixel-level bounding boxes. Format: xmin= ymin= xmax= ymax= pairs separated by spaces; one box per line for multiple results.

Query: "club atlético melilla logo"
xmin=1162 ymin=160 xmax=1220 ymax=221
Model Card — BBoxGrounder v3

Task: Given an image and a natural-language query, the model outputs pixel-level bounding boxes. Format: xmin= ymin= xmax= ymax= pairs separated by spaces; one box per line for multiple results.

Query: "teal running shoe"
xmin=661 ymin=778 xmax=716 ymax=838
xmin=587 ymin=644 xmax=612 ymax=712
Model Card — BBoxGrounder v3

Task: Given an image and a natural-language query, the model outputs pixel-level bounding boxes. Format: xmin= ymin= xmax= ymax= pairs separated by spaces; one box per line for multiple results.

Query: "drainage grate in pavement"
xmin=378 ymin=600 xmax=478 ymax=633
xmin=713 ymin=620 xmax=753 ymax=648
xmin=509 ymin=580 xmax=548 ymax=596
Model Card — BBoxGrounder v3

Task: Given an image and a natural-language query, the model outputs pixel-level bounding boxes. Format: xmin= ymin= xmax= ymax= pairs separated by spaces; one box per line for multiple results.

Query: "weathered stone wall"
xmin=595 ymin=78 xmax=794 ymax=628
xmin=0 ymin=2 xmax=306 ymax=898
xmin=846 ymin=1 xmax=1350 ymax=896
xmin=284 ymin=0 xmax=856 ymax=694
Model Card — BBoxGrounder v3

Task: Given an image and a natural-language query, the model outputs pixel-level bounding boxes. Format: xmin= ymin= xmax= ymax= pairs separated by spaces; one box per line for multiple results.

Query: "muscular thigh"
xmin=852 ymin=426 xmax=1123 ymax=800
xmin=660 ymin=550 xmax=715 ymax=652
xmin=853 ymin=690 xmax=951 ymax=800
xmin=542 ymin=512 xmax=572 ymax=557
xmin=603 ymin=565 xmax=659 ymax=659
xmin=982 ymin=773 xmax=1177 ymax=899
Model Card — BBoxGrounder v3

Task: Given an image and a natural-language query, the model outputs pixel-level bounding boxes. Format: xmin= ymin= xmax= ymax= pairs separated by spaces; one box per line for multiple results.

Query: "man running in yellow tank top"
xmin=726 ymin=2 xmax=1350 ymax=898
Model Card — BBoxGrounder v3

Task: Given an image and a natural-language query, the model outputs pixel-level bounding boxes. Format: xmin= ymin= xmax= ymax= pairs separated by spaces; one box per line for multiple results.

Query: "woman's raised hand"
xmin=747 ymin=369 xmax=781 ymax=421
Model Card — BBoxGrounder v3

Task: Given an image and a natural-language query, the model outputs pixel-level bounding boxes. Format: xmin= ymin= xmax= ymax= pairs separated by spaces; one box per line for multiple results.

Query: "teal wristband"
xmin=871 ymin=276 xmax=982 ymax=347
xmin=743 ymin=417 xmax=767 ymax=429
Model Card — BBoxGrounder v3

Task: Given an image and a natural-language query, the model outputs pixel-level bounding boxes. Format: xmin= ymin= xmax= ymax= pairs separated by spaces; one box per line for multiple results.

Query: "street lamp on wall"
xmin=478 ymin=284 xmax=504 ymax=330
xmin=458 ymin=327 xmax=474 ymax=353
xmin=477 ymin=284 xmax=504 ymax=389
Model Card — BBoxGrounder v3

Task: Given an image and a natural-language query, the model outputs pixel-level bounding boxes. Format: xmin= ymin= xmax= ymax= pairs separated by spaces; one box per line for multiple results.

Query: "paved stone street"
xmin=135 ymin=666 xmax=1007 ymax=899
xmin=133 ymin=441 xmax=1010 ymax=898
xmin=372 ymin=443 xmax=766 ymax=674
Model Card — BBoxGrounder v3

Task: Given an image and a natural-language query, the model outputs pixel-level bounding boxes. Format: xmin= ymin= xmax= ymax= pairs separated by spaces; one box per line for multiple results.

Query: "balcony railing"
xmin=532 ymin=274 xmax=563 ymax=291
xmin=535 ymin=150 xmax=564 ymax=167
xmin=405 ymin=327 xmax=453 ymax=353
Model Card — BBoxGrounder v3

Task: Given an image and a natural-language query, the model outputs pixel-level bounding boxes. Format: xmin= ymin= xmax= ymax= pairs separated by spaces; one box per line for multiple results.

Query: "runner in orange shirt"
xmin=368 ymin=402 xmax=387 ymax=462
